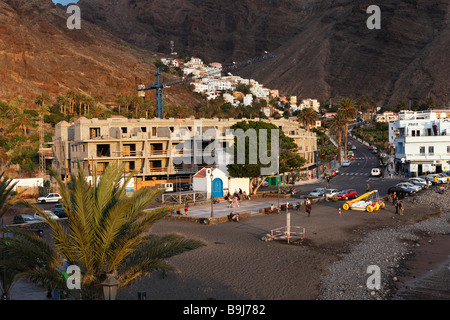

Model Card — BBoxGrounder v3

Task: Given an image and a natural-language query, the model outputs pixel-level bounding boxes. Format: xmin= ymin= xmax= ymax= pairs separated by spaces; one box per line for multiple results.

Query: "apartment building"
xmin=390 ymin=110 xmax=450 ymax=176
xmin=52 ymin=116 xmax=317 ymax=189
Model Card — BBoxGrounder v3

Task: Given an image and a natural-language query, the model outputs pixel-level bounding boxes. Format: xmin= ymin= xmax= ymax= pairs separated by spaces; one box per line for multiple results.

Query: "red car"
xmin=337 ymin=189 xmax=357 ymax=200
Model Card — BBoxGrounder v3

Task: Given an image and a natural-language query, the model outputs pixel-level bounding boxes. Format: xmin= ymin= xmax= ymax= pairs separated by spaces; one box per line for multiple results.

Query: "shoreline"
xmin=392 ymin=233 xmax=450 ymax=300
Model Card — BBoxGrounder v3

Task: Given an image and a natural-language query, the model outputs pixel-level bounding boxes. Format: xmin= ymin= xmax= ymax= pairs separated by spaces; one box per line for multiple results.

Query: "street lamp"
xmin=210 ymin=173 xmax=214 ymax=218
xmin=102 ymin=274 xmax=120 ymax=300
xmin=277 ymin=155 xmax=280 ymax=209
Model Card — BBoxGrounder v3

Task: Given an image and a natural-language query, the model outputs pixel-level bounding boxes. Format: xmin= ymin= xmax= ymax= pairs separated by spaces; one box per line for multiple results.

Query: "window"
xmin=121 ymin=127 xmax=128 ymax=134
xmin=90 ymin=128 xmax=100 ymax=139
xmin=419 ymin=146 xmax=425 ymax=154
xmin=448 ymin=146 xmax=450 ymax=153
xmin=428 ymin=146 xmax=434 ymax=154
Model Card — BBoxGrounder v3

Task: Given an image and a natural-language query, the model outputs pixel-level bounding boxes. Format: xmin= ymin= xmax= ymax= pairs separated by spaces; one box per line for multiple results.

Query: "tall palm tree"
xmin=0 ymin=172 xmax=20 ymax=219
xmin=338 ymin=98 xmax=357 ymax=160
xmin=93 ymin=94 xmax=103 ymax=112
xmin=11 ymin=109 xmax=32 ymax=136
xmin=15 ymin=163 xmax=205 ymax=299
xmin=35 ymin=92 xmax=50 ymax=109
xmin=65 ymin=90 xmax=76 ymax=114
xmin=297 ymin=107 xmax=318 ymax=131
xmin=84 ymin=96 xmax=94 ymax=115
xmin=329 ymin=111 xmax=347 ymax=163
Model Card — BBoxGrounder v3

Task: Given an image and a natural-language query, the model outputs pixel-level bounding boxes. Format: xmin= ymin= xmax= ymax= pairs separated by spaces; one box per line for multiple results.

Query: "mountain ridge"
xmin=78 ymin=0 xmax=450 ymax=107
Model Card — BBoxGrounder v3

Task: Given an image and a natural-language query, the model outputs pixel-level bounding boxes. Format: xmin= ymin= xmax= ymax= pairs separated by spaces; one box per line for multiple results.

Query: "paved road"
xmin=261 ymin=135 xmax=403 ymax=199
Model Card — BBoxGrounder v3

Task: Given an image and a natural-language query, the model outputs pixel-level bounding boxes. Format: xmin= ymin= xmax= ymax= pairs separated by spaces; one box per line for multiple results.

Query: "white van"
xmin=371 ymin=168 xmax=382 ymax=177
xmin=159 ymin=183 xmax=174 ymax=192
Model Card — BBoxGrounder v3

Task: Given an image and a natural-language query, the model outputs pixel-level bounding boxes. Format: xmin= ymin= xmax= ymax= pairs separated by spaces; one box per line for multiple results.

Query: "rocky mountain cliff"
xmin=0 ymin=0 xmax=203 ymax=107
xmin=78 ymin=0 xmax=450 ymax=107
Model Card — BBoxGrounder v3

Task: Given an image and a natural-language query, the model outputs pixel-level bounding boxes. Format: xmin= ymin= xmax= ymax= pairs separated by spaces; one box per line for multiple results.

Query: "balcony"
xmin=405 ymin=153 xmax=450 ymax=161
xmin=112 ymin=151 xmax=144 ymax=157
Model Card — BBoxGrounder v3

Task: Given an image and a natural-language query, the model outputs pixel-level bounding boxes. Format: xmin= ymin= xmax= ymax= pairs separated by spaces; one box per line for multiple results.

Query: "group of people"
xmin=391 ymin=192 xmax=404 ymax=215
xmin=225 ymin=189 xmax=250 ymax=208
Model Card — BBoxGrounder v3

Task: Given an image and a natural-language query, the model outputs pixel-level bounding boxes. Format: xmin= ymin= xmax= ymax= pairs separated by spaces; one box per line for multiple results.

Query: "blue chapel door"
xmin=212 ymin=178 xmax=223 ymax=198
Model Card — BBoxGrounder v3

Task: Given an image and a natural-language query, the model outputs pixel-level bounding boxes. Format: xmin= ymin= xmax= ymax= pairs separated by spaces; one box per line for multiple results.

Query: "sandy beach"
xmin=6 ymin=191 xmax=449 ymax=301
xmin=118 ymin=197 xmax=449 ymax=300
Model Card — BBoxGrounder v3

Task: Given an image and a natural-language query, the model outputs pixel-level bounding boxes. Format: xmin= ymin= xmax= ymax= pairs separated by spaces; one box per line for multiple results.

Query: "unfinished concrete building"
xmin=51 ymin=116 xmax=317 ymax=190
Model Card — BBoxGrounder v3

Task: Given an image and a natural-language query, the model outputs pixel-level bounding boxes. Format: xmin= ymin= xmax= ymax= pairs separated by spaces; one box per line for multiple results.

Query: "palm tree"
xmin=35 ymin=92 xmax=50 ymax=109
xmin=0 ymin=172 xmax=22 ymax=300
xmin=297 ymin=107 xmax=318 ymax=131
xmin=65 ymin=90 xmax=76 ymax=114
xmin=11 ymin=109 xmax=32 ymax=136
xmin=328 ymin=111 xmax=347 ymax=163
xmin=56 ymin=95 xmax=69 ymax=114
xmin=0 ymin=172 xmax=20 ymax=219
xmin=84 ymin=96 xmax=94 ymax=115
xmin=16 ymin=163 xmax=205 ymax=299
xmin=93 ymin=94 xmax=103 ymax=107
xmin=338 ymin=98 xmax=357 ymax=161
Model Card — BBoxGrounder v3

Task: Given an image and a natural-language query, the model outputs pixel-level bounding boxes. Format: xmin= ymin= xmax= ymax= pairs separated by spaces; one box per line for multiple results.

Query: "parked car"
xmin=13 ymin=214 xmax=39 ymax=224
xmin=176 ymin=183 xmax=191 ymax=191
xmin=336 ymin=189 xmax=358 ymax=200
xmin=348 ymin=151 xmax=354 ymax=157
xmin=352 ymin=145 xmax=357 ymax=150
xmin=408 ymin=178 xmax=430 ymax=189
xmin=368 ymin=146 xmax=374 ymax=151
xmin=37 ymin=193 xmax=62 ymax=204
xmin=427 ymin=174 xmax=447 ymax=184
xmin=34 ymin=210 xmax=59 ymax=221
xmin=53 ymin=203 xmax=67 ymax=218
xmin=371 ymin=168 xmax=382 ymax=177
xmin=309 ymin=188 xmax=326 ymax=197
xmin=387 ymin=185 xmax=415 ymax=197
xmin=396 ymin=182 xmax=421 ymax=193
xmin=325 ymin=169 xmax=337 ymax=177
xmin=324 ymin=189 xmax=340 ymax=199
xmin=159 ymin=183 xmax=174 ymax=192
xmin=436 ymin=173 xmax=450 ymax=182
xmin=342 ymin=160 xmax=351 ymax=167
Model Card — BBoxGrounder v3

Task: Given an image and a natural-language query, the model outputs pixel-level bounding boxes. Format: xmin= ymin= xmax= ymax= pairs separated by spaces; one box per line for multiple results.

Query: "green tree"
xmin=16 ymin=163 xmax=205 ymax=299
xmin=338 ymin=98 xmax=357 ymax=160
xmin=227 ymin=121 xmax=306 ymax=194
xmin=328 ymin=111 xmax=347 ymax=163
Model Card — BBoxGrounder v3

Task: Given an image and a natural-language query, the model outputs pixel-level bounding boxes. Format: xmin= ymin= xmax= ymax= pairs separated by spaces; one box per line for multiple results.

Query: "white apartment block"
xmin=250 ymin=86 xmax=269 ymax=99
xmin=300 ymin=99 xmax=320 ymax=112
xmin=391 ymin=110 xmax=450 ymax=176
xmin=243 ymin=94 xmax=253 ymax=107
xmin=376 ymin=112 xmax=398 ymax=123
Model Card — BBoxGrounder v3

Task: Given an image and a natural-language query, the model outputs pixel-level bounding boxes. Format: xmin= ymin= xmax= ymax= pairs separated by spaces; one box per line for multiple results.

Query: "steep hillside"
xmin=78 ymin=0 xmax=450 ymax=107
xmin=0 ymin=0 xmax=204 ymax=107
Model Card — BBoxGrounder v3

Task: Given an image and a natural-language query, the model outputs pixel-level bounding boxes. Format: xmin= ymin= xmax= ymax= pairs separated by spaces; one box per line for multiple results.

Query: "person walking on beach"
xmin=184 ymin=203 xmax=189 ymax=215
xmin=233 ymin=195 xmax=240 ymax=208
xmin=392 ymin=192 xmax=397 ymax=206
xmin=398 ymin=200 xmax=404 ymax=216
xmin=366 ymin=183 xmax=370 ymax=193
xmin=305 ymin=198 xmax=311 ymax=217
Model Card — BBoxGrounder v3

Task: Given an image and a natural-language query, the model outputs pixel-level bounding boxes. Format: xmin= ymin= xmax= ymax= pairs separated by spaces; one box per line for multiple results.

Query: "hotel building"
xmin=389 ymin=110 xmax=450 ymax=176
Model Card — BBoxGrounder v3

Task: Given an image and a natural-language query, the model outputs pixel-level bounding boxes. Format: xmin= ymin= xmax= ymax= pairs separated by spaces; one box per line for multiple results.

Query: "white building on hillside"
xmin=391 ymin=110 xmax=450 ymax=176
xmin=300 ymin=99 xmax=320 ymax=112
